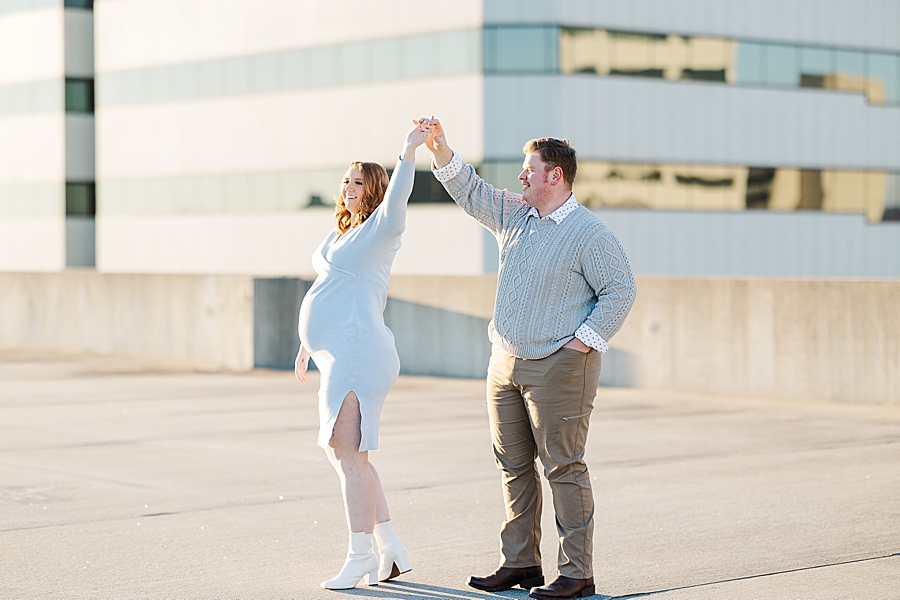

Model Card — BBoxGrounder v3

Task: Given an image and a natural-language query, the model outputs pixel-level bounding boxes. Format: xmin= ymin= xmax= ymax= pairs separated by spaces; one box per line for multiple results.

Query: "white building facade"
xmin=0 ymin=0 xmax=94 ymax=270
xmin=3 ymin=0 xmax=899 ymax=277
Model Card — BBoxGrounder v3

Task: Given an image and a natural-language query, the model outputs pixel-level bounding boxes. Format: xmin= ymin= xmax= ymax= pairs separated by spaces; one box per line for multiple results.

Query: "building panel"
xmin=64 ymin=8 xmax=94 ymax=78
xmin=64 ymin=113 xmax=94 ymax=180
xmin=94 ymin=0 xmax=483 ymax=73
xmin=0 ymin=7 xmax=64 ymax=84
xmin=483 ymin=75 xmax=900 ymax=171
xmin=0 ymin=113 xmax=66 ymax=183
xmin=96 ymin=77 xmax=484 ymax=180
xmin=0 ymin=217 xmax=64 ymax=271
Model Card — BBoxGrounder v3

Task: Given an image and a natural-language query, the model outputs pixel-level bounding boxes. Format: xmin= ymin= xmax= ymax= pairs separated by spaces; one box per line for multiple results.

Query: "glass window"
xmin=478 ymin=162 xmax=523 ymax=192
xmin=560 ymin=28 xmax=606 ymax=74
xmin=405 ymin=34 xmax=435 ymax=79
xmin=868 ymin=53 xmax=900 ymax=104
xmin=799 ymin=46 xmax=832 ymax=76
xmin=408 ymin=171 xmax=454 ymax=203
xmin=765 ymin=44 xmax=800 ymax=87
xmin=435 ymin=29 xmax=481 ymax=75
xmin=95 ymin=74 xmax=117 ymax=108
xmin=251 ymin=172 xmax=278 ymax=211
xmin=66 ymin=182 xmax=95 ymax=216
xmin=835 ymin=49 xmax=866 ymax=77
xmin=883 ymin=174 xmax=900 ymax=220
xmin=251 ymin=53 xmax=279 ymax=94
xmin=607 ymin=30 xmax=659 ymax=78
xmin=197 ymin=59 xmax=226 ymax=99
xmin=280 ymin=49 xmax=309 ymax=91
xmin=310 ymin=46 xmax=339 ymax=88
xmin=170 ymin=62 xmax=196 ymax=102
xmin=733 ymin=41 xmax=765 ymax=86
xmin=279 ymin=172 xmax=303 ymax=210
xmin=681 ymin=37 xmax=731 ymax=82
xmin=484 ymin=26 xmax=558 ymax=74
xmin=799 ymin=46 xmax=832 ymax=88
xmin=171 ymin=175 xmax=196 ymax=213
xmin=681 ymin=68 xmax=726 ymax=82
xmin=65 ymin=78 xmax=93 ymax=112
xmin=365 ymin=38 xmax=401 ymax=83
xmin=33 ymin=81 xmax=56 ymax=114
xmin=340 ymin=41 xmax=369 ymax=85
xmin=144 ymin=65 xmax=169 ymax=104
xmin=224 ymin=56 xmax=251 ymax=96
xmin=830 ymin=49 xmax=872 ymax=101
xmin=64 ymin=0 xmax=93 ymax=8
xmin=119 ymin=69 xmax=146 ymax=106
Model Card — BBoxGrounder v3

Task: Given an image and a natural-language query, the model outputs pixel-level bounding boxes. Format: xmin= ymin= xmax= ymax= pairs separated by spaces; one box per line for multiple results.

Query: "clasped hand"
xmin=402 ymin=118 xmax=437 ymax=161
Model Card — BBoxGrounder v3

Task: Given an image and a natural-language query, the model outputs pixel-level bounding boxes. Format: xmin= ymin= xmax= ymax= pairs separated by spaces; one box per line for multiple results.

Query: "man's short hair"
xmin=523 ymin=138 xmax=577 ymax=187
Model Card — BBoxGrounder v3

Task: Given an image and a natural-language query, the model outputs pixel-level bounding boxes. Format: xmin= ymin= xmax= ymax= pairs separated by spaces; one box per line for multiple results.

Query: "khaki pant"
xmin=487 ymin=345 xmax=602 ymax=579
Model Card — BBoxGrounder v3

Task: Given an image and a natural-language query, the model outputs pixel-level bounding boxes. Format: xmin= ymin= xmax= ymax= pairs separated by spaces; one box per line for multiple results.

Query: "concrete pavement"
xmin=1 ymin=351 xmax=898 ymax=599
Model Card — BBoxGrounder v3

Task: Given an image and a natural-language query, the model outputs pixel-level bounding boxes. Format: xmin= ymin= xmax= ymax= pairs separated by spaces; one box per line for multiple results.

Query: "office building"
xmin=2 ymin=0 xmax=899 ymax=277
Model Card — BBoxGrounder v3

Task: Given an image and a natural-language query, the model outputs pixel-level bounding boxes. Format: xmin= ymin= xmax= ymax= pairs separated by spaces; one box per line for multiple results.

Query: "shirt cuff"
xmin=575 ymin=324 xmax=609 ymax=353
xmin=433 ymin=151 xmax=464 ymax=182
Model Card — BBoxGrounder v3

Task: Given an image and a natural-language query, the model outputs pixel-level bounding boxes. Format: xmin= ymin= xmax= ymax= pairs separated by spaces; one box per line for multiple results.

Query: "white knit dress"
xmin=298 ymin=159 xmax=413 ymax=452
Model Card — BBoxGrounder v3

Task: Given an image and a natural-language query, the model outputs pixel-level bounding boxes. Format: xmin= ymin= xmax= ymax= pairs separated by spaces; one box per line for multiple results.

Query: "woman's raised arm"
xmin=376 ymin=120 xmax=435 ymax=234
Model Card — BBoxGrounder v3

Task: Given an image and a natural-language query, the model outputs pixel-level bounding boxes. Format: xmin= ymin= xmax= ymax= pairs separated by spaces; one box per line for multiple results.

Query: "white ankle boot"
xmin=320 ymin=531 xmax=379 ymax=589
xmin=373 ymin=520 xmax=412 ymax=582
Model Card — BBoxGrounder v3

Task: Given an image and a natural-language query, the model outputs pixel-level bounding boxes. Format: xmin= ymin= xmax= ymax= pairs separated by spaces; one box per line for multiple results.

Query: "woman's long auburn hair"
xmin=334 ymin=161 xmax=389 ymax=235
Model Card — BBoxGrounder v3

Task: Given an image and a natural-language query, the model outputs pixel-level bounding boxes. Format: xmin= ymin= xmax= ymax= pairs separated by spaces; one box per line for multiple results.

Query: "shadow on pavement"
xmin=335 ymin=580 xmax=616 ymax=599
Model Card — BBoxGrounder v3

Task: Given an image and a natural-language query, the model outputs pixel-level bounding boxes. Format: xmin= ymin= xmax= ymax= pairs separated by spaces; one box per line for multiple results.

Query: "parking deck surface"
xmin=1 ymin=352 xmax=898 ymax=599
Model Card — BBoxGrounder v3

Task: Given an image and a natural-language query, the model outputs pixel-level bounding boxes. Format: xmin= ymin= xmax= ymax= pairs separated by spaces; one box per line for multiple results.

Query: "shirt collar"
xmin=526 ymin=193 xmax=579 ymax=224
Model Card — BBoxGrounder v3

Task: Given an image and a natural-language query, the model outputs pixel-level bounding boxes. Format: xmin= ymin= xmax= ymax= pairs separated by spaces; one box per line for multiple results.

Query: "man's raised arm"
xmin=425 ymin=119 xmax=453 ymax=169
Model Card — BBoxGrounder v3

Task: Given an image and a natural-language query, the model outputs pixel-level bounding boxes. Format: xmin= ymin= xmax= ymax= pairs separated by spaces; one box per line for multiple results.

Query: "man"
xmin=425 ymin=120 xmax=636 ymax=599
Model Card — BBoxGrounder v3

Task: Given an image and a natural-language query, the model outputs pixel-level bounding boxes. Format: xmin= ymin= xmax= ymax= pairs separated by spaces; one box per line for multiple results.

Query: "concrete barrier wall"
xmin=1 ymin=272 xmax=897 ymax=404
xmin=383 ymin=276 xmax=900 ymax=405
xmin=614 ymin=278 xmax=900 ymax=404
xmin=0 ymin=272 xmax=254 ymax=370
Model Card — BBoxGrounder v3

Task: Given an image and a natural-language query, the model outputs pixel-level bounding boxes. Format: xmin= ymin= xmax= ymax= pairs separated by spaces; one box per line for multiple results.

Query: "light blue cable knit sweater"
xmin=435 ymin=155 xmax=637 ymax=360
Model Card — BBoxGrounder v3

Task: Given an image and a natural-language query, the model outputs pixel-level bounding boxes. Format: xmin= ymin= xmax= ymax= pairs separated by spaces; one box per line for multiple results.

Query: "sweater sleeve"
xmin=373 ymin=158 xmax=415 ymax=237
xmin=579 ymin=226 xmax=637 ymax=344
xmin=434 ymin=152 xmax=526 ymax=235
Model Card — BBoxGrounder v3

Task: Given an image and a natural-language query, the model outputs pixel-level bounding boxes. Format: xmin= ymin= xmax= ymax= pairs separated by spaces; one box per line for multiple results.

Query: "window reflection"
xmin=574 ymin=162 xmax=747 ymax=212
xmin=98 ymin=161 xmax=899 ymax=223
xmin=280 ymin=50 xmax=309 ymax=90
xmin=99 ymin=29 xmax=483 ymax=108
xmin=765 ymin=44 xmax=799 ymax=87
xmin=310 ymin=46 xmax=339 ymax=88
xmin=734 ymin=42 xmax=765 ymax=86
xmin=405 ymin=35 xmax=436 ymax=79
xmin=485 ymin=26 xmax=557 ymax=74
xmin=94 ymin=26 xmax=900 ymax=107
xmin=100 ymin=168 xmax=452 ymax=216
xmin=436 ymin=30 xmax=481 ymax=74
xmin=65 ymin=78 xmax=94 ymax=112
xmin=561 ymin=29 xmax=736 ymax=83
xmin=66 ymin=183 xmax=96 ymax=216
xmin=542 ymin=161 xmax=898 ymax=223
xmin=340 ymin=42 xmax=367 ymax=85
xmin=560 ymin=27 xmax=899 ymax=105
xmin=868 ymin=53 xmax=900 ymax=104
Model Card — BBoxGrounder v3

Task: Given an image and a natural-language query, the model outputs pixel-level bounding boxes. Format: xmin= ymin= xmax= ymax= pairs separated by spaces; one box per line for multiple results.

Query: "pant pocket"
xmin=560 ymin=412 xmax=592 ymax=422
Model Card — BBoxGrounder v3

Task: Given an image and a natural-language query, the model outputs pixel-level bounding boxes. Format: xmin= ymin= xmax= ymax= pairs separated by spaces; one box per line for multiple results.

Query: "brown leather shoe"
xmin=529 ymin=575 xmax=595 ymax=599
xmin=467 ymin=566 xmax=544 ymax=592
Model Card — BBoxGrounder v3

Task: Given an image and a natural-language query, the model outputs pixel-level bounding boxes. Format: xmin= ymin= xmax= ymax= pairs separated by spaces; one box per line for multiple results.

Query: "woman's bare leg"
xmin=369 ymin=463 xmax=391 ymax=524
xmin=325 ymin=392 xmax=376 ymax=533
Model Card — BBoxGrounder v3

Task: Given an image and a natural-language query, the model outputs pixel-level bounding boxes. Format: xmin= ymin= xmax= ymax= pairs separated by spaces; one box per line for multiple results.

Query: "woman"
xmin=295 ymin=119 xmax=434 ymax=590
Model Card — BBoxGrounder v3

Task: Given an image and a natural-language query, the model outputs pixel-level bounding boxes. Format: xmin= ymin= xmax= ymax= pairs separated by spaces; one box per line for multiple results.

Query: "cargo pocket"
xmin=553 ymin=411 xmax=592 ymax=459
